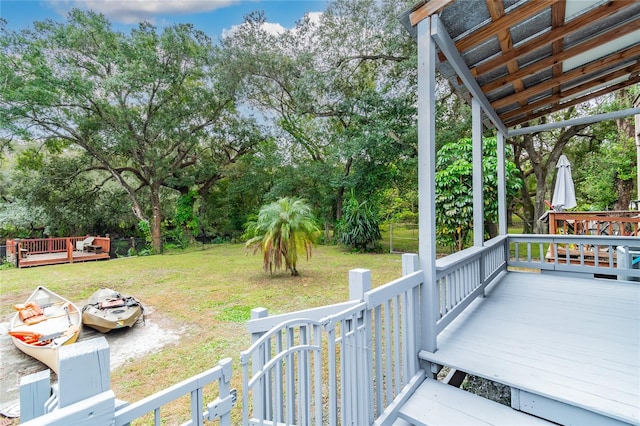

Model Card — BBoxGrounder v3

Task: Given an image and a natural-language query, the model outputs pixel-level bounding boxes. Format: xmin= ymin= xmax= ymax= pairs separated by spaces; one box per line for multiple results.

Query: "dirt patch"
xmin=0 ymin=304 xmax=185 ymax=421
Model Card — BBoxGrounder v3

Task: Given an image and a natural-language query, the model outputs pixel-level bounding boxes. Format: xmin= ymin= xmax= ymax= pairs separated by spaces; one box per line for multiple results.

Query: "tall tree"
xmin=0 ymin=11 xmax=255 ymax=252
xmin=508 ymin=107 xmax=590 ymax=233
xmin=222 ymin=0 xmax=418 ymax=228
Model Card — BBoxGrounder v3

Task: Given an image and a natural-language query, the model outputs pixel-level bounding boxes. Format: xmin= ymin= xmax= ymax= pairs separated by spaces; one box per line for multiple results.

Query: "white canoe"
xmin=82 ymin=288 xmax=144 ymax=333
xmin=8 ymin=286 xmax=81 ymax=374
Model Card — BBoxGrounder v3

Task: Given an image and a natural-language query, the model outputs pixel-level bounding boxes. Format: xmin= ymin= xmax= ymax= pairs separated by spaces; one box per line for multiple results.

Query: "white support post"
xmin=349 ymin=268 xmax=371 ymax=300
xmin=20 ymin=369 xmax=51 ymax=422
xmin=417 ymin=16 xmax=438 ymax=353
xmin=250 ymin=307 xmax=269 ymax=342
xmin=56 ymin=337 xmax=111 ymax=409
xmin=497 ymin=131 xmax=507 ymax=235
xmin=402 ymin=253 xmax=420 ymax=275
xmin=250 ymin=307 xmax=269 ymax=421
xmin=473 ymin=97 xmax=484 ymax=247
xmin=403 ymin=253 xmax=421 ymax=374
xmin=635 ymin=98 xmax=640 ymax=203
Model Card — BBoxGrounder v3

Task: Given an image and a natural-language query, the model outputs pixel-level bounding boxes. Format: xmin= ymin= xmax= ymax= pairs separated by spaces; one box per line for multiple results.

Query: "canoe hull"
xmin=9 ymin=286 xmax=82 ymax=374
xmin=82 ymin=288 xmax=143 ymax=333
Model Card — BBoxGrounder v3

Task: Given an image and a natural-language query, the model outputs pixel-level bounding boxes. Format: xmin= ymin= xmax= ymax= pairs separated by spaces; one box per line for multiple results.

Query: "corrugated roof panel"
xmin=565 ymin=0 xmax=607 ymax=21
xmin=487 ymin=83 xmax=515 ymax=104
xmin=510 ymin=9 xmax=552 ymax=46
xmin=522 ymin=68 xmax=553 ymax=89
xmin=517 ymin=45 xmax=553 ymax=69
xmin=564 ymin=4 xmax=640 ymax=47
xmin=564 ymin=31 xmax=640 ymax=73
xmin=476 ymin=66 xmax=510 ymax=88
xmin=462 ymin=38 xmax=502 ymax=68
xmin=439 ymin=0 xmax=491 ymax=41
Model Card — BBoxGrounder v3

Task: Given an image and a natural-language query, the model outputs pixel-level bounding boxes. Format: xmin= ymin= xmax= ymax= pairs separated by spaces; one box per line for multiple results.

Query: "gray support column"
xmin=635 ymin=97 xmax=640 ymax=202
xmin=472 ymin=97 xmax=484 ymax=247
xmin=417 ymin=16 xmax=438 ymax=353
xmin=497 ymin=131 xmax=507 ymax=235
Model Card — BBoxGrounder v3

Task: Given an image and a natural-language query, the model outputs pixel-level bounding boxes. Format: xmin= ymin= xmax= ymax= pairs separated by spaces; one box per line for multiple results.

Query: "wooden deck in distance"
xmin=416 ymin=271 xmax=640 ymax=426
xmin=18 ymin=250 xmax=109 ymax=267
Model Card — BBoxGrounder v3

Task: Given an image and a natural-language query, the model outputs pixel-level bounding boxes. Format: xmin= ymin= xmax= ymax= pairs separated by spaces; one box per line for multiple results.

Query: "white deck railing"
xmin=113 ymin=359 xmax=235 ymax=426
xmin=434 ymin=235 xmax=508 ymax=334
xmin=20 ymin=337 xmax=235 ymax=426
xmin=18 ymin=235 xmax=639 ymax=425
xmin=242 ymin=254 xmax=424 ymax=426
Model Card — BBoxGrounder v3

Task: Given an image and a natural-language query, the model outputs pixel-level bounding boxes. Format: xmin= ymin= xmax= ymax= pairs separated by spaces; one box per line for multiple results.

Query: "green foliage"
xmin=338 ymin=193 xmax=382 ymax=252
xmin=435 ymin=137 xmax=522 ymax=251
xmin=244 ymin=197 xmax=320 ymax=276
xmin=138 ymin=220 xmax=152 ymax=247
xmin=0 ymin=10 xmax=256 ymax=253
xmin=0 ymin=261 xmax=17 ymax=270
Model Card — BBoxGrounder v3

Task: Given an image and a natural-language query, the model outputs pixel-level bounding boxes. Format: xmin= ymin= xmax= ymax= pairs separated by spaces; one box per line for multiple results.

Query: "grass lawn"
xmin=1 ymin=243 xmax=406 ymax=424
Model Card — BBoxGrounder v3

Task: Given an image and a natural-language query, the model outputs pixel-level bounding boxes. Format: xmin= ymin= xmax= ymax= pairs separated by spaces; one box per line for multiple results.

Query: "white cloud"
xmin=306 ymin=11 xmax=322 ymax=25
xmin=221 ymin=20 xmax=286 ymax=39
xmin=221 ymin=11 xmax=322 ymax=39
xmin=50 ymin=0 xmax=239 ymax=25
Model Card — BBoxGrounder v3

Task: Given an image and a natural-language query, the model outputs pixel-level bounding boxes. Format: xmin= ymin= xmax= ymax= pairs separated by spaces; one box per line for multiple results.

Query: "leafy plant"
xmin=339 ymin=193 xmax=382 ymax=252
xmin=244 ymin=197 xmax=320 ymax=276
xmin=435 ymin=137 xmax=522 ymax=251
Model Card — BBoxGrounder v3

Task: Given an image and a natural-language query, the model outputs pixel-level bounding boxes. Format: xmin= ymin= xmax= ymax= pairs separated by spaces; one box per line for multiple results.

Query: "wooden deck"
xmin=18 ymin=250 xmax=110 ymax=267
xmin=7 ymin=236 xmax=111 ymax=267
xmin=416 ymin=271 xmax=640 ymax=426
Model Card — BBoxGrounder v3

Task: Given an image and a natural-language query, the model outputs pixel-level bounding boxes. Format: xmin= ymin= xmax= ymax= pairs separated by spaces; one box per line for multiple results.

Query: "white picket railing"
xmin=18 ymin=235 xmax=639 ymax=425
xmin=242 ymin=254 xmax=424 ymax=426
xmin=434 ymin=235 xmax=508 ymax=334
xmin=113 ymin=359 xmax=235 ymax=426
xmin=19 ymin=337 xmax=235 ymax=426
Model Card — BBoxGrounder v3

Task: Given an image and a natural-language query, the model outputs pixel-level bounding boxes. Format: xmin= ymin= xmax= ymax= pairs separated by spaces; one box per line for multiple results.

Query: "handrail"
xmin=434 ymin=236 xmax=508 ymax=334
xmin=241 ymin=255 xmax=423 ymax=425
xmin=114 ymin=358 xmax=234 ymax=426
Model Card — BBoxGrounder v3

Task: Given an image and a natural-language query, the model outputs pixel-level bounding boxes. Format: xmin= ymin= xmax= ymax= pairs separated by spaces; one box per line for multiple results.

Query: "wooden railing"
xmin=242 ymin=255 xmax=424 ymax=426
xmin=6 ymin=236 xmax=111 ymax=265
xmin=548 ymin=210 xmax=640 ymax=237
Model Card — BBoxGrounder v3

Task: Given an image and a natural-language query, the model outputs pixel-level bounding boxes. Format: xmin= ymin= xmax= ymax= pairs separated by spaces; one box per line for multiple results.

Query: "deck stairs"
xmin=394 ymin=378 xmax=555 ymax=426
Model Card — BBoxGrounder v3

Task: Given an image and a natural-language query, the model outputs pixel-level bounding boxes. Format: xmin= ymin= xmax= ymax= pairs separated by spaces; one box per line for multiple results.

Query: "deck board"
xmin=399 ymin=379 xmax=555 ymax=425
xmin=18 ymin=251 xmax=110 ymax=267
xmin=421 ymin=272 xmax=640 ymax=425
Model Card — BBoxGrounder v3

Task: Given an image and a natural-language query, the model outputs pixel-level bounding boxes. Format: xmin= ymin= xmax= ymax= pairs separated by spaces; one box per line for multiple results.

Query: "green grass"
xmin=1 ymin=243 xmax=405 ymax=424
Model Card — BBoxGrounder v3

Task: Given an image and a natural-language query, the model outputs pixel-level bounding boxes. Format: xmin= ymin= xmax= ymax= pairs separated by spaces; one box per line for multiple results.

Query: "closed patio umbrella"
xmin=551 ymin=154 xmax=577 ymax=211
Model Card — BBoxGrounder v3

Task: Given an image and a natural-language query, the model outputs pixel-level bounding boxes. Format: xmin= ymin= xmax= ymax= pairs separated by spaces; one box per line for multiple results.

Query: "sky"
xmin=0 ymin=0 xmax=330 ymax=41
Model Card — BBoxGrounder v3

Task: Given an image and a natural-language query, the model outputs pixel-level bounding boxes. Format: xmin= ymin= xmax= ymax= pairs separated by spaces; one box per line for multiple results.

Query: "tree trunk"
xmin=614 ymin=177 xmax=633 ymax=211
xmin=510 ymin=121 xmax=589 ymax=234
xmin=485 ymin=220 xmax=498 ymax=239
xmin=150 ymin=186 xmax=163 ymax=254
xmin=335 ymin=157 xmax=353 ymax=222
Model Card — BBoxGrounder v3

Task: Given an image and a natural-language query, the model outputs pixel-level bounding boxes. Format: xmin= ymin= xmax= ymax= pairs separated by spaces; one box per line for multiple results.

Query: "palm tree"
xmin=244 ymin=197 xmax=320 ymax=276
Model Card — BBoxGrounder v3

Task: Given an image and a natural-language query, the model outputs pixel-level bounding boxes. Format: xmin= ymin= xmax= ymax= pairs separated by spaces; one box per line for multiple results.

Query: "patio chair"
xmin=76 ymin=236 xmax=95 ymax=252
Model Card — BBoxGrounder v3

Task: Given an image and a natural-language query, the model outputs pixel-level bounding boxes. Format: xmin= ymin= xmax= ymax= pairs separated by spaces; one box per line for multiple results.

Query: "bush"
xmin=339 ymin=195 xmax=382 ymax=252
